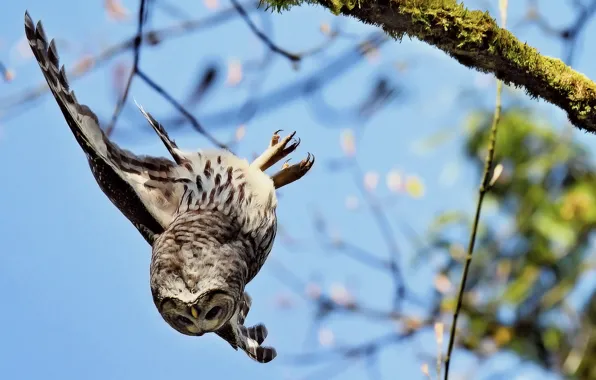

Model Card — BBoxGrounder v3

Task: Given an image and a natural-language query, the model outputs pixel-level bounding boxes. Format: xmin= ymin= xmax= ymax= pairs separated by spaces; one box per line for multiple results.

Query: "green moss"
xmin=260 ymin=0 xmax=596 ymax=131
xmin=262 ymin=0 xmax=359 ymax=14
xmin=397 ymin=1 xmax=596 ymax=128
xmin=260 ymin=0 xmax=309 ymax=12
xmin=381 ymin=2 xmax=497 ymax=52
xmin=491 ymin=28 xmax=596 ymax=118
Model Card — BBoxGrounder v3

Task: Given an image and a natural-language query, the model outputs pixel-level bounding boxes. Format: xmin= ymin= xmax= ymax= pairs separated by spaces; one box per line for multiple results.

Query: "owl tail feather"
xmin=234 ymin=293 xmax=277 ymax=363
xmin=134 ymin=101 xmax=186 ymax=166
xmin=237 ymin=324 xmax=277 ymax=363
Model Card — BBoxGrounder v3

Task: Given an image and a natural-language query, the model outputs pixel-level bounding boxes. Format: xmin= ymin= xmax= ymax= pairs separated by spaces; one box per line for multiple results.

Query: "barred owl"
xmin=25 ymin=12 xmax=314 ymax=363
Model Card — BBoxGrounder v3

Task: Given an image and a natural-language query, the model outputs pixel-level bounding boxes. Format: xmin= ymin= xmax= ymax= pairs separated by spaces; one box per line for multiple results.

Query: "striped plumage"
xmin=25 ymin=11 xmax=314 ymax=364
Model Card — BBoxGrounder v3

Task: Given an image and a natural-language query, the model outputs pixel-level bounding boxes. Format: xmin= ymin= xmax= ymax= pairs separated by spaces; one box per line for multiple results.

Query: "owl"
xmin=25 ymin=12 xmax=314 ymax=363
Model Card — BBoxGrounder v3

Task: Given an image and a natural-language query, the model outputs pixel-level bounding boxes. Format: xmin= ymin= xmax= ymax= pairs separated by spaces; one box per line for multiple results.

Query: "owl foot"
xmin=272 ymin=153 xmax=315 ymax=189
xmin=251 ymin=130 xmax=300 ymax=172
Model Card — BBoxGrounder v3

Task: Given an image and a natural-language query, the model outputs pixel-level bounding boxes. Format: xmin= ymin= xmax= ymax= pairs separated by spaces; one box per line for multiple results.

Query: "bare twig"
xmin=287 ymin=332 xmax=412 ymax=364
xmin=106 ymin=0 xmax=149 ymax=136
xmin=0 ymin=61 xmax=10 ymax=82
xmin=0 ymin=2 xmax=259 ymax=119
xmin=524 ymin=0 xmax=596 ymax=64
xmin=263 ymin=0 xmax=596 ymax=133
xmin=443 ymin=1 xmax=507 ymax=372
xmin=267 ymin=258 xmax=405 ymax=321
xmin=352 ymin=163 xmax=407 ymax=310
xmin=330 ymin=240 xmax=393 ymax=271
xmin=231 ymin=0 xmax=300 ymax=62
xmin=136 ymin=69 xmax=230 ymax=150
xmin=106 ymin=32 xmax=388 ymax=140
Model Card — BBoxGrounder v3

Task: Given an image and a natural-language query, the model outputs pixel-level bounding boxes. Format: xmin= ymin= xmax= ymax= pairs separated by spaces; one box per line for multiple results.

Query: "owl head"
xmin=149 ymin=233 xmax=245 ymax=336
xmin=152 ymin=287 xmax=237 ymax=336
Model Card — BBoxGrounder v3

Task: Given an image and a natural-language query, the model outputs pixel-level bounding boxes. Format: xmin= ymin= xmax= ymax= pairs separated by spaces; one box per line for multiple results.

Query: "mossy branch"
xmin=261 ymin=0 xmax=596 ymax=132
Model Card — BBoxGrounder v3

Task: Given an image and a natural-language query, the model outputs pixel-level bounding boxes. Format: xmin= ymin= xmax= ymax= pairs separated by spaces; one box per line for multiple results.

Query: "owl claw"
xmin=251 ymin=130 xmax=300 ymax=172
xmin=271 ymin=153 xmax=315 ymax=189
xmin=270 ymin=129 xmax=283 ymax=146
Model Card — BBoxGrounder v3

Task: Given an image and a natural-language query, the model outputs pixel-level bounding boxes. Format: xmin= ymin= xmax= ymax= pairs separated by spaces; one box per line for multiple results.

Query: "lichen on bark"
xmin=261 ymin=0 xmax=596 ymax=132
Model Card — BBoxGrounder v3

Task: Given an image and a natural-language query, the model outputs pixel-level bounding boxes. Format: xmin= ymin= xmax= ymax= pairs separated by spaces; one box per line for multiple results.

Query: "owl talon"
xmin=251 ymin=130 xmax=299 ymax=172
xmin=271 ymin=153 xmax=315 ymax=189
xmin=270 ymin=130 xmax=283 ymax=147
xmin=26 ymin=11 xmax=282 ymax=366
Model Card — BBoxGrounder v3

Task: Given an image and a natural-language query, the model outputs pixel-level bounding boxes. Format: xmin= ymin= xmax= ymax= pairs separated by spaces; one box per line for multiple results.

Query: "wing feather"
xmin=25 ymin=12 xmax=186 ymax=242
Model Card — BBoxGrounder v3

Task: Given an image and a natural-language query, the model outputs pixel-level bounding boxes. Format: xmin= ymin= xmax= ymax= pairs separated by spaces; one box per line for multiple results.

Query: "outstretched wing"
xmin=25 ymin=12 xmax=186 ymax=243
xmin=26 ymin=12 xmax=277 ymax=362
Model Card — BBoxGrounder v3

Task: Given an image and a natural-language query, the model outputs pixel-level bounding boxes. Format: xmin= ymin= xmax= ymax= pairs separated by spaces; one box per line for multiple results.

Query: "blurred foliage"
xmin=429 ymin=107 xmax=596 ymax=378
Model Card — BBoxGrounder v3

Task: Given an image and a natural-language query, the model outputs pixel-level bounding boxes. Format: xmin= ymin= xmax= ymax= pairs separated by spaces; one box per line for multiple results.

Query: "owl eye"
xmin=205 ymin=306 xmax=223 ymax=320
xmin=174 ymin=315 xmax=193 ymax=326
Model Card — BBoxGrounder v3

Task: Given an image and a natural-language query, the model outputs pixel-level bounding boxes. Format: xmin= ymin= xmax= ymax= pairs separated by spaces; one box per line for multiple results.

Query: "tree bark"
xmin=264 ymin=0 xmax=596 ymax=133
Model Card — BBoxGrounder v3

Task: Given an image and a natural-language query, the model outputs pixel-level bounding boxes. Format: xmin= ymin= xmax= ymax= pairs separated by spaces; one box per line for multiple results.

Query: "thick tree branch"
xmin=262 ymin=0 xmax=596 ymax=132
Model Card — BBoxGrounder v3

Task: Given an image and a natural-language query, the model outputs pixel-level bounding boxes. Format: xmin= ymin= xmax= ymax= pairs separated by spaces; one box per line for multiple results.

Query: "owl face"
xmin=154 ymin=289 xmax=237 ymax=336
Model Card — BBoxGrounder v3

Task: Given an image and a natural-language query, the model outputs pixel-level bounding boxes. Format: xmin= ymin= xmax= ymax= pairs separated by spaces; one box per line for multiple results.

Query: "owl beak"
xmin=187 ymin=306 xmax=204 ymax=336
xmin=190 ymin=306 xmax=199 ymax=319
xmin=185 ymin=324 xmax=203 ymax=336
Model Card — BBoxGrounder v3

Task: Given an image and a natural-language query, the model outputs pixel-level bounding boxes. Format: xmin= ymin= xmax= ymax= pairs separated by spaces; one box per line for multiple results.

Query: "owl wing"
xmin=25 ymin=12 xmax=188 ymax=244
xmin=27 ymin=12 xmax=277 ymax=362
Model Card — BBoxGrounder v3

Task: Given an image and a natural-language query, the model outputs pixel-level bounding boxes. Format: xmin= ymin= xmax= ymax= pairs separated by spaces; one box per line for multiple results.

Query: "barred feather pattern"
xmin=150 ymin=151 xmax=278 ymax=299
xmin=26 ymin=11 xmax=278 ymax=363
xmin=24 ymin=11 xmax=181 ymax=243
xmin=215 ymin=298 xmax=277 ymax=363
xmin=149 ymin=153 xmax=278 ymax=363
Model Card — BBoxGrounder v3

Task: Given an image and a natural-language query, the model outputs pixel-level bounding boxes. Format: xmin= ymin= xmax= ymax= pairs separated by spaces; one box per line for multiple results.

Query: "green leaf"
xmin=532 ymin=210 xmax=576 ymax=249
xmin=428 ymin=211 xmax=468 ymax=234
xmin=502 ymin=265 xmax=540 ymax=304
xmin=540 ymin=279 xmax=574 ymax=309
xmin=411 ymin=128 xmax=458 ymax=155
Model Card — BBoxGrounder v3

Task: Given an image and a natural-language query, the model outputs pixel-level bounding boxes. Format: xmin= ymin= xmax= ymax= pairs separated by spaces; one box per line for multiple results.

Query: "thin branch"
xmin=442 ymin=59 xmax=505 ymax=380
xmin=106 ymin=0 xmax=149 ymax=136
xmin=230 ymin=0 xmax=301 ymax=62
xmin=524 ymin=0 xmax=596 ymax=64
xmin=352 ymin=163 xmax=407 ymax=310
xmin=312 ymin=209 xmax=394 ymax=271
xmin=263 ymin=0 xmax=596 ymax=133
xmin=136 ymin=69 xmax=230 ymax=150
xmin=267 ymin=258 xmax=405 ymax=321
xmin=0 ymin=61 xmax=11 ymax=82
xmin=443 ymin=2 xmax=509 ymax=375
xmin=287 ymin=332 xmax=410 ymax=364
xmin=331 ymin=241 xmax=393 ymax=271
xmin=0 ymin=2 xmax=259 ymax=119
xmin=107 ymin=31 xmax=387 ymax=141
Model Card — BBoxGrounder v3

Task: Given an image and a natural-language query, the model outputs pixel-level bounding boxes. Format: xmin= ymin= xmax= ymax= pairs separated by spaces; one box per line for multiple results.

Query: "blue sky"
xmin=0 ymin=1 xmax=594 ymax=379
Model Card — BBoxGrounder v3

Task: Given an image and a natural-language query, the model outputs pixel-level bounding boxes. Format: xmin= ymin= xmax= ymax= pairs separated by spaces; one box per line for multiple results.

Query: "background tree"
xmin=1 ymin=1 xmax=596 ymax=380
